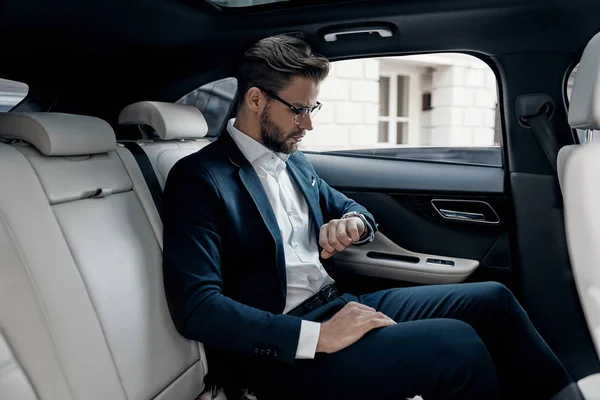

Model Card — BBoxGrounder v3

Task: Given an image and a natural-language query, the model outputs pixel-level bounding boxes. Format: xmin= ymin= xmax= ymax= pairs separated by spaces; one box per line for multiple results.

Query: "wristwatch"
xmin=341 ymin=211 xmax=374 ymax=244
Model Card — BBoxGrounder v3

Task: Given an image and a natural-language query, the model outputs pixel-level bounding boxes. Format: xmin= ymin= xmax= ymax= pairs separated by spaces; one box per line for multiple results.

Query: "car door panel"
xmin=306 ymin=153 xmax=504 ymax=193
xmin=333 ymin=231 xmax=479 ymax=284
xmin=305 ymin=152 xmax=513 ymax=289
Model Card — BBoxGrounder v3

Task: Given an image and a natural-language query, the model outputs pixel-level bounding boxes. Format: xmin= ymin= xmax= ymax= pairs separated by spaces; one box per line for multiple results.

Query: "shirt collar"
xmin=227 ymin=118 xmax=289 ymax=165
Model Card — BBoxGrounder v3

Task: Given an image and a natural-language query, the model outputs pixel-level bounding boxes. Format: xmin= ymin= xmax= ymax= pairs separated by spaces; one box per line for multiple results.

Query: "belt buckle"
xmin=322 ymin=285 xmax=336 ymax=302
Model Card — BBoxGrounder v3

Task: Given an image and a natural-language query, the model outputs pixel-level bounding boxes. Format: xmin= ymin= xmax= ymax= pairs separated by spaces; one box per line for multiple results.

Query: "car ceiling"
xmin=0 ymin=0 xmax=599 ymax=119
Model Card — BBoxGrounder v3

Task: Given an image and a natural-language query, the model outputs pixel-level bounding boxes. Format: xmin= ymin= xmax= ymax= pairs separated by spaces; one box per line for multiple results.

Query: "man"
xmin=162 ymin=34 xmax=572 ymax=399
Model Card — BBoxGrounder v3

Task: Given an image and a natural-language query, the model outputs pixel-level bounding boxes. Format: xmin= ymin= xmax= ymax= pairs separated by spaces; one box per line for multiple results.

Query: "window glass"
xmin=177 ymin=77 xmax=237 ymax=136
xmin=302 ymin=54 xmax=501 ymax=167
xmin=0 ymin=78 xmax=28 ymax=112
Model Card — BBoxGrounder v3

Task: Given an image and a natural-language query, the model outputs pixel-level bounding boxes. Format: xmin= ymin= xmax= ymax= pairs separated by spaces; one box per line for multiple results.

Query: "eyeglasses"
xmin=257 ymin=86 xmax=322 ymax=125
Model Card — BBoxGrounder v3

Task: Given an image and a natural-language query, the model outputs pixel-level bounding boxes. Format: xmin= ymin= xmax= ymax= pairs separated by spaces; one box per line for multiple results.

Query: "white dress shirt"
xmin=227 ymin=118 xmax=336 ymax=359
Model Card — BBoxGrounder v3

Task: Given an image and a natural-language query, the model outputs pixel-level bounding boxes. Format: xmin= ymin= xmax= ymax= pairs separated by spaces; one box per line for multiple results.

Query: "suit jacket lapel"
xmin=238 ymin=166 xmax=283 ymax=248
xmin=286 ymin=161 xmax=322 ymax=238
xmin=219 ymin=133 xmax=287 ymax=298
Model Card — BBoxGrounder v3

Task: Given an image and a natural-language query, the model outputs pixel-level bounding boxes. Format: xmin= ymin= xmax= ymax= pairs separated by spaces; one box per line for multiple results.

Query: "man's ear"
xmin=245 ymin=87 xmax=263 ymax=113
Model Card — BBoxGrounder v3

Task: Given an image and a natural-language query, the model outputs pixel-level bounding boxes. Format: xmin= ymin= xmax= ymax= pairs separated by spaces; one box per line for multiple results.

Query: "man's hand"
xmin=319 ymin=217 xmax=365 ymax=259
xmin=316 ymin=302 xmax=396 ymax=354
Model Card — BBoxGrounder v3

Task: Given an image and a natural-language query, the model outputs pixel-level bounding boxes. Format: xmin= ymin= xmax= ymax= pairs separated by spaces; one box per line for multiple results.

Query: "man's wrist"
xmin=341 ymin=212 xmax=374 ymax=244
xmin=315 ymin=322 xmax=330 ymax=353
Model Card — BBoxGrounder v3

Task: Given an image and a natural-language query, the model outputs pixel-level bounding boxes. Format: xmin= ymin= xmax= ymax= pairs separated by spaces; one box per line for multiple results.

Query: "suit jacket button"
xmin=273 ymin=351 xmax=279 ymax=357
xmin=266 ymin=349 xmax=272 ymax=356
xmin=253 ymin=348 xmax=259 ymax=354
xmin=260 ymin=349 xmax=265 ymax=355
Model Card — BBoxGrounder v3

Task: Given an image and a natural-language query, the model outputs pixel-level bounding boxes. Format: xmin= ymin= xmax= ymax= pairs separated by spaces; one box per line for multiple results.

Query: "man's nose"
xmin=299 ymin=114 xmax=314 ymax=131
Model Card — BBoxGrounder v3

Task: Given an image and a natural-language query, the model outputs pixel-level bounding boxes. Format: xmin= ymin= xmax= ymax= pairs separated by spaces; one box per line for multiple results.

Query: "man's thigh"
xmin=359 ymin=281 xmax=512 ymax=327
xmin=249 ymin=318 xmax=499 ymax=400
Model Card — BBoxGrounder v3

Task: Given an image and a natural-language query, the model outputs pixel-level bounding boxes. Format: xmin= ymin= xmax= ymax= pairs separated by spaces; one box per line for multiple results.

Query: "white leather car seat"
xmin=0 ymin=112 xmax=220 ymax=400
xmin=118 ymin=101 xmax=213 ymax=190
xmin=561 ymin=29 xmax=600 ymax=357
xmin=559 ymin=30 xmax=600 ymax=398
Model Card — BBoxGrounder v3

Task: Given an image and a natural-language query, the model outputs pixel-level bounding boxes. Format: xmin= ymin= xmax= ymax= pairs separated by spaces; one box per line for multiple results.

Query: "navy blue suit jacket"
xmin=162 ymin=131 xmax=377 ymax=367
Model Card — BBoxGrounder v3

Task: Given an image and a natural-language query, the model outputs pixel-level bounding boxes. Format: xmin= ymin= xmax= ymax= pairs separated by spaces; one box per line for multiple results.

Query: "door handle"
xmin=431 ymin=199 xmax=500 ymax=225
xmin=438 ymin=209 xmax=487 ymax=222
xmin=323 ymin=26 xmax=393 ymax=42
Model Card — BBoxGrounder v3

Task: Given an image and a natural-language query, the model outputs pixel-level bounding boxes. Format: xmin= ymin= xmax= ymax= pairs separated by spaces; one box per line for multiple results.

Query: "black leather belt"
xmin=287 ymin=285 xmax=340 ymax=317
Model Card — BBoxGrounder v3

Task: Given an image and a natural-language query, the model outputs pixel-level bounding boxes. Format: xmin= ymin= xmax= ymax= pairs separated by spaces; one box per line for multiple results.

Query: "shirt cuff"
xmin=295 ymin=320 xmax=320 ymax=359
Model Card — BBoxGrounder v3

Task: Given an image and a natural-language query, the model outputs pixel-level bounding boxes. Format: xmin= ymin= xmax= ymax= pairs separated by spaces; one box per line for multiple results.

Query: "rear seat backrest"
xmin=0 ymin=112 xmax=208 ymax=400
xmin=558 ymin=32 xmax=600 ymax=191
xmin=561 ymin=30 xmax=600 ymax=361
xmin=118 ymin=101 xmax=212 ymax=190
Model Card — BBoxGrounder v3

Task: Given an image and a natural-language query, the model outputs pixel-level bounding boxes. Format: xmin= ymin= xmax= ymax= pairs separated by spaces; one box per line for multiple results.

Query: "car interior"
xmin=2 ymin=0 xmax=600 ymax=399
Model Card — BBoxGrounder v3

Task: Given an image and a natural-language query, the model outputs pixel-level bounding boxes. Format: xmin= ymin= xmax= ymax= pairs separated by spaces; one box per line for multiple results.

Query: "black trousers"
xmin=248 ymin=282 xmax=572 ymax=400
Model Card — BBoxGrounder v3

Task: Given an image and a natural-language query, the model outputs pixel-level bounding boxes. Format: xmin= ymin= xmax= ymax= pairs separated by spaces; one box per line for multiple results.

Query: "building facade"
xmin=303 ymin=54 xmax=500 ymax=152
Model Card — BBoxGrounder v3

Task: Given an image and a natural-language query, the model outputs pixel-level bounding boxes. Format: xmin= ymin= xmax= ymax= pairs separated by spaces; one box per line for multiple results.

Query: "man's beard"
xmin=260 ymin=103 xmax=303 ymax=154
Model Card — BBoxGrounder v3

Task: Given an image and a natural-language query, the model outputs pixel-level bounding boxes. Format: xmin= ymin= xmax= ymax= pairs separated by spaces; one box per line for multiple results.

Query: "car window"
xmin=177 ymin=77 xmax=237 ymax=137
xmin=0 ymin=78 xmax=28 ymax=112
xmin=303 ymin=54 xmax=501 ymax=167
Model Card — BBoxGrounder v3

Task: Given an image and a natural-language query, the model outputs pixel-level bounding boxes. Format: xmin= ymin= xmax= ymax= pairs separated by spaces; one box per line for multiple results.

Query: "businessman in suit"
xmin=162 ymin=34 xmax=572 ymax=400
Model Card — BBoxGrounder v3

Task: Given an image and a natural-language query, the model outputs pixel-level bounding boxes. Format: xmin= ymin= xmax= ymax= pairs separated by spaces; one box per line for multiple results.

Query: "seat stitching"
xmin=49 ymin=204 xmax=131 ymax=400
xmin=151 ymin=359 xmax=203 ymax=400
xmin=0 ymin=360 xmax=18 ymax=376
xmin=0 ymin=210 xmax=76 ymax=400
xmin=14 ymin=147 xmax=130 ymax=400
xmin=114 ymin=148 xmax=163 ymax=250
xmin=155 ymin=149 xmax=173 ymax=186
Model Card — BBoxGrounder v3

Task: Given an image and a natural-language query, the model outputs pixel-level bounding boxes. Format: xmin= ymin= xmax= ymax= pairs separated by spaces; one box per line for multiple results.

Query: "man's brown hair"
xmin=236 ymin=35 xmax=330 ymax=110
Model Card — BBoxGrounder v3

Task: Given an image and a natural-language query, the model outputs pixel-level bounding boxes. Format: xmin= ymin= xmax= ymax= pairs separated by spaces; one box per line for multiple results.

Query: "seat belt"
xmin=522 ymin=103 xmax=560 ymax=173
xmin=122 ymin=142 xmax=164 ymax=222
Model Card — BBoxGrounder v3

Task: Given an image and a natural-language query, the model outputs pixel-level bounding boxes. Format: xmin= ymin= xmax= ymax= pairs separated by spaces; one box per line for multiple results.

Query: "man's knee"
xmin=433 ymin=319 xmax=490 ymax=362
xmin=400 ymin=319 xmax=493 ymax=375
xmin=422 ymin=319 xmax=500 ymax=397
xmin=472 ymin=281 xmax=518 ymax=313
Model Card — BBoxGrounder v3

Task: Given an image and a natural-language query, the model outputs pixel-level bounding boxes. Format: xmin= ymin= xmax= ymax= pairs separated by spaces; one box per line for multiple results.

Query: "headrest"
xmin=569 ymin=31 xmax=600 ymax=130
xmin=0 ymin=112 xmax=116 ymax=156
xmin=118 ymin=101 xmax=208 ymax=140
